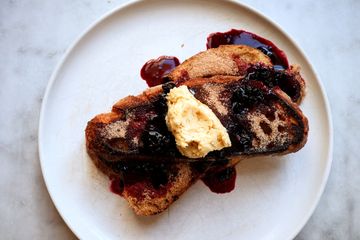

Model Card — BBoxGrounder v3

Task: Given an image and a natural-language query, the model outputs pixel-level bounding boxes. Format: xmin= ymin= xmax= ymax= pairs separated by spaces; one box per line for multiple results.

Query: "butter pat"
xmin=165 ymin=86 xmax=231 ymax=158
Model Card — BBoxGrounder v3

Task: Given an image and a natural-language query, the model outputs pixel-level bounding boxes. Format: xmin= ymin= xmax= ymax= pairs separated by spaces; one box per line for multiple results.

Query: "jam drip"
xmin=245 ymin=64 xmax=301 ymax=102
xmin=140 ymin=56 xmax=180 ymax=87
xmin=141 ymin=82 xmax=178 ymax=155
xmin=206 ymin=29 xmax=289 ymax=69
xmin=108 ymin=83 xmax=178 ymax=199
xmin=110 ymin=178 xmax=124 ymax=196
xmin=108 ymin=161 xmax=176 ymax=200
xmin=127 ymin=29 xmax=293 ymax=196
xmin=202 ymin=166 xmax=237 ymax=193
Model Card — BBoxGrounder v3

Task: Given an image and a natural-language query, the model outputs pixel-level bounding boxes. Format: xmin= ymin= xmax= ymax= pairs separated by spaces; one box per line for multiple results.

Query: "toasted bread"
xmin=86 ymin=75 xmax=308 ymax=215
xmin=168 ymin=45 xmax=271 ymax=81
xmin=168 ymin=45 xmax=305 ymax=104
xmin=86 ymin=43 xmax=308 ymax=216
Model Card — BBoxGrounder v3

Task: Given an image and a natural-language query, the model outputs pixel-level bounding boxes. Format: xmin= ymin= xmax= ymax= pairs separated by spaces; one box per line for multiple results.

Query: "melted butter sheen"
xmin=165 ymin=86 xmax=231 ymax=158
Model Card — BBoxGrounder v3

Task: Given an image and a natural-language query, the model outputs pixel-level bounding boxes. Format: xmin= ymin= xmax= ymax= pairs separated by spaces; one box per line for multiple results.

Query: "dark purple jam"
xmin=207 ymin=29 xmax=289 ymax=69
xmin=140 ymin=56 xmax=180 ymax=87
xmin=124 ymin=29 xmax=294 ymax=196
xmin=245 ymin=64 xmax=301 ymax=102
xmin=141 ymin=83 xmax=178 ymax=155
xmin=202 ymin=166 xmax=237 ymax=193
xmin=110 ymin=178 xmax=124 ymax=196
xmin=108 ymin=161 xmax=176 ymax=200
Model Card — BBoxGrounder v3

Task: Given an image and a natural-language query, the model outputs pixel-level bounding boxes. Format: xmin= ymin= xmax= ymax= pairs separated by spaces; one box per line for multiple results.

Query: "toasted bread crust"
xmin=168 ymin=45 xmax=271 ymax=82
xmin=124 ymin=162 xmax=195 ymax=215
xmin=85 ymin=45 xmax=308 ymax=216
xmin=288 ymin=64 xmax=306 ymax=104
xmin=112 ymin=85 xmax=163 ymax=113
xmin=86 ymin=115 xmax=203 ymax=215
xmin=85 ymin=75 xmax=308 ymax=215
xmin=168 ymin=45 xmax=305 ymax=104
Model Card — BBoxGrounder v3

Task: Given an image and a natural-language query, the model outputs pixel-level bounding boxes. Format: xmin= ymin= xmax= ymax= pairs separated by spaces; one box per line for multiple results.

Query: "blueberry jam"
xmin=107 ymin=82 xmax=183 ymax=198
xmin=226 ymin=81 xmax=268 ymax=154
xmin=121 ymin=29 xmax=295 ymax=196
xmin=121 ymin=163 xmax=174 ymax=200
xmin=245 ymin=64 xmax=301 ymax=102
xmin=110 ymin=178 xmax=124 ymax=196
xmin=107 ymin=160 xmax=176 ymax=200
xmin=140 ymin=56 xmax=180 ymax=87
xmin=141 ymin=83 xmax=178 ymax=155
xmin=202 ymin=166 xmax=237 ymax=193
xmin=231 ymin=82 xmax=266 ymax=114
xmin=207 ymin=29 xmax=289 ymax=69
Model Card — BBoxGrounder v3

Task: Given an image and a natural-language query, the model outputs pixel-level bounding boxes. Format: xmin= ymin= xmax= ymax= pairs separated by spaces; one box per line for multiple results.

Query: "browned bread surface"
xmin=85 ymin=75 xmax=308 ymax=215
xmin=86 ymin=112 xmax=204 ymax=216
xmin=122 ymin=162 xmax=194 ymax=215
xmin=168 ymin=45 xmax=272 ymax=82
xmin=168 ymin=45 xmax=305 ymax=104
xmin=86 ymin=44 xmax=308 ymax=216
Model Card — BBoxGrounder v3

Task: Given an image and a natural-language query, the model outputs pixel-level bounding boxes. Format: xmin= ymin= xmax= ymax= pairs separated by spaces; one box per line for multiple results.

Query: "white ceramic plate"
xmin=39 ymin=0 xmax=333 ymax=239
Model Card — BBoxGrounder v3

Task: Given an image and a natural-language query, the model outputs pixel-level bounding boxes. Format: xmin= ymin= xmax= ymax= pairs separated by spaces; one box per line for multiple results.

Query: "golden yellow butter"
xmin=165 ymin=86 xmax=231 ymax=158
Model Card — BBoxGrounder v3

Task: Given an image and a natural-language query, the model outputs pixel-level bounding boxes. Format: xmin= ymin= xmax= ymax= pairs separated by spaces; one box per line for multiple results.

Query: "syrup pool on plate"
xmin=206 ymin=29 xmax=289 ymax=70
xmin=140 ymin=56 xmax=180 ymax=87
xmin=202 ymin=166 xmax=237 ymax=193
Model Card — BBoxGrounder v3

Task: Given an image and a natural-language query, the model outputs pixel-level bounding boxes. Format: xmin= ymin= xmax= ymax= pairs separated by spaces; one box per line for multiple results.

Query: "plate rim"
xmin=38 ymin=0 xmax=333 ymax=239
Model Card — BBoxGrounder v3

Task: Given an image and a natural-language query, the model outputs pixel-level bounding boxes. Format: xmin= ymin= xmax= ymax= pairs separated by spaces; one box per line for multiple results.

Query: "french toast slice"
xmin=85 ymin=76 xmax=308 ymax=215
xmin=167 ymin=45 xmax=305 ymax=104
xmin=167 ymin=45 xmax=272 ymax=82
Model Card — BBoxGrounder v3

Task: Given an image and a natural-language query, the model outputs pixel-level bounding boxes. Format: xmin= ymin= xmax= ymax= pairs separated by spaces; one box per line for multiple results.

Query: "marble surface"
xmin=0 ymin=0 xmax=358 ymax=239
